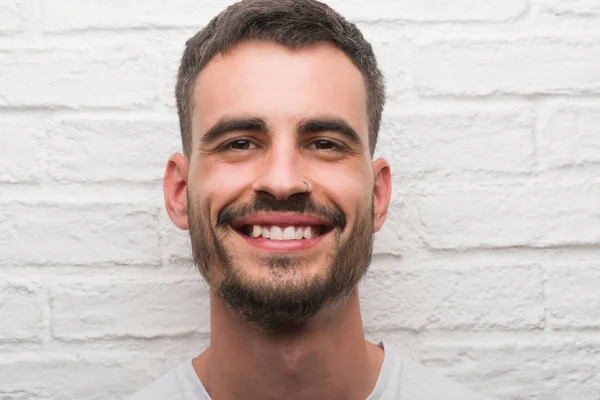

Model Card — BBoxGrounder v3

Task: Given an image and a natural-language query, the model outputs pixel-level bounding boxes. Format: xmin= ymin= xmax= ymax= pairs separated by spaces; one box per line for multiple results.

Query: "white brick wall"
xmin=1 ymin=0 xmax=599 ymax=398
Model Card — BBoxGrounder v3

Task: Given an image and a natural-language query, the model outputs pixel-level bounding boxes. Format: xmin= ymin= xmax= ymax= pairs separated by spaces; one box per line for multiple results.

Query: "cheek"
xmin=199 ymin=160 xmax=256 ymax=218
xmin=307 ymin=161 xmax=372 ymax=214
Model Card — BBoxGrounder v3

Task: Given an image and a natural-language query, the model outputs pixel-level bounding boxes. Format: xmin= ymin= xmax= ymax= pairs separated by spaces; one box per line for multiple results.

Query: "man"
xmin=130 ymin=0 xmax=491 ymax=399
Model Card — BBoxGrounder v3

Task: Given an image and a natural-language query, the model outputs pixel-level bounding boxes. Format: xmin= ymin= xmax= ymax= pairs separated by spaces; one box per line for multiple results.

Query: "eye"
xmin=224 ymin=139 xmax=257 ymax=151
xmin=309 ymin=139 xmax=344 ymax=151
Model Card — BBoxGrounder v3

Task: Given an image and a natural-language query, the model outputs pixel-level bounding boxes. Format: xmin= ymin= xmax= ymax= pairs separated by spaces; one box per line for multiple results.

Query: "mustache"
xmin=217 ymin=193 xmax=346 ymax=230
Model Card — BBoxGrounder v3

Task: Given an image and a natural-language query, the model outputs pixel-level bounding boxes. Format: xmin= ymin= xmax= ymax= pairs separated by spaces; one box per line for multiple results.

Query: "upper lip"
xmin=231 ymin=213 xmax=334 ymax=230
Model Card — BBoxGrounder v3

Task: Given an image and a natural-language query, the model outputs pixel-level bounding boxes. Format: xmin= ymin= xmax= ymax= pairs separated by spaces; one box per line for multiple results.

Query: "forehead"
xmin=191 ymin=39 xmax=368 ymax=139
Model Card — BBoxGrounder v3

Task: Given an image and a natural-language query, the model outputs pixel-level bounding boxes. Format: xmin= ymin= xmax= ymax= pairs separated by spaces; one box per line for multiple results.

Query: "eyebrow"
xmin=200 ymin=117 xmax=268 ymax=146
xmin=297 ymin=117 xmax=365 ymax=149
xmin=199 ymin=115 xmax=365 ymax=149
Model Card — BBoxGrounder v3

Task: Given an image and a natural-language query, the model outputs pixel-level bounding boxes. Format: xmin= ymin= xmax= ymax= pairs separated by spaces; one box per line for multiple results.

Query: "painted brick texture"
xmin=1 ymin=0 xmax=600 ymax=399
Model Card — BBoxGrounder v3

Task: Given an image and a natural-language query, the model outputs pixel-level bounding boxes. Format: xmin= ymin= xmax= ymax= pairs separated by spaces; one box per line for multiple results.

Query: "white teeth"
xmin=282 ymin=226 xmax=296 ymax=240
xmin=270 ymin=226 xmax=283 ymax=240
xmin=247 ymin=225 xmax=319 ymax=240
xmin=303 ymin=226 xmax=313 ymax=239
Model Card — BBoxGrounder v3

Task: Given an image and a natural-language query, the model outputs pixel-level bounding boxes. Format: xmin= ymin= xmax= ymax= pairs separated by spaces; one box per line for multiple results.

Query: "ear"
xmin=163 ymin=152 xmax=190 ymax=230
xmin=372 ymin=157 xmax=391 ymax=233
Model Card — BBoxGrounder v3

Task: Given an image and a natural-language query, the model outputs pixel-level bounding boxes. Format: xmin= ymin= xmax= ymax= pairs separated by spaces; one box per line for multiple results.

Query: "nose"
xmin=252 ymin=139 xmax=308 ymax=201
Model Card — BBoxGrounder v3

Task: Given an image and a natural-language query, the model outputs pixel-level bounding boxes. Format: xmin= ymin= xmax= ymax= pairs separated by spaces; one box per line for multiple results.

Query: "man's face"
xmin=168 ymin=40 xmax=391 ymax=331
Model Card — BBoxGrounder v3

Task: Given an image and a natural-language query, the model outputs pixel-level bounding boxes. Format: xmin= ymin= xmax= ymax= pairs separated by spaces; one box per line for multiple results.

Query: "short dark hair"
xmin=175 ymin=0 xmax=385 ymax=157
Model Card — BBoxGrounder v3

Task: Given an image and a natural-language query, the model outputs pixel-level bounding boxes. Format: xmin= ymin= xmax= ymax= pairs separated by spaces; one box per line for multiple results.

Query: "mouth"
xmin=229 ymin=214 xmax=336 ymax=252
xmin=236 ymin=224 xmax=333 ymax=240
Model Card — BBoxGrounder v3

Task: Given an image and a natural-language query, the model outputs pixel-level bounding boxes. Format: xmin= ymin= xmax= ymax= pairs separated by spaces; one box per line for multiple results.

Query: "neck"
xmin=193 ymin=289 xmax=384 ymax=400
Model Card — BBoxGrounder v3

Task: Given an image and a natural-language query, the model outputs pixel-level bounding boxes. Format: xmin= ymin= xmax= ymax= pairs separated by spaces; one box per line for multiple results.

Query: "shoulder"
xmin=399 ymin=357 xmax=492 ymax=400
xmin=376 ymin=343 xmax=492 ymax=400
xmin=127 ymin=362 xmax=200 ymax=400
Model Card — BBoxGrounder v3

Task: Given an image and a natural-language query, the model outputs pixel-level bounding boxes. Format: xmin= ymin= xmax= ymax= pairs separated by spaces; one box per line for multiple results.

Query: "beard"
xmin=188 ymin=191 xmax=374 ymax=333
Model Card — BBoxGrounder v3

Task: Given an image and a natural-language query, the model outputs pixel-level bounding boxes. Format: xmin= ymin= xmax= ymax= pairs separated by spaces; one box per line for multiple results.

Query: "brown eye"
xmin=227 ymin=139 xmax=256 ymax=150
xmin=309 ymin=140 xmax=343 ymax=151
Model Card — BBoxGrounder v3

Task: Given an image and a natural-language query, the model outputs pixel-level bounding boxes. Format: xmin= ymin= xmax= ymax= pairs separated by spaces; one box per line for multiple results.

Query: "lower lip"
xmin=237 ymin=230 xmax=332 ymax=252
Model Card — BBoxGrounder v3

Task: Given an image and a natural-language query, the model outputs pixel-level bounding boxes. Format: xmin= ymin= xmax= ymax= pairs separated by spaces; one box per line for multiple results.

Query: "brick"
xmin=0 ymin=0 xmax=34 ymax=34
xmin=0 ymin=353 xmax=162 ymax=400
xmin=421 ymin=338 xmax=600 ymax=399
xmin=538 ymin=105 xmax=600 ymax=168
xmin=378 ymin=107 xmax=534 ymax=175
xmin=0 ymin=45 xmax=160 ymax=108
xmin=0 ymin=202 xmax=160 ymax=265
xmin=41 ymin=0 xmax=232 ymax=31
xmin=50 ymin=280 xmax=209 ymax=339
xmin=354 ymin=32 xmax=412 ymax=103
xmin=328 ymin=0 xmax=527 ymax=22
xmin=360 ymin=265 xmax=544 ymax=331
xmin=0 ymin=117 xmax=44 ymax=183
xmin=414 ymin=37 xmax=600 ymax=96
xmin=0 ymin=284 xmax=44 ymax=342
xmin=46 ymin=117 xmax=181 ymax=182
xmin=546 ymin=264 xmax=600 ymax=329
xmin=418 ymin=185 xmax=600 ymax=249
xmin=158 ymin=31 xmax=193 ymax=109
xmin=540 ymin=0 xmax=600 ymax=15
xmin=40 ymin=0 xmax=527 ymax=31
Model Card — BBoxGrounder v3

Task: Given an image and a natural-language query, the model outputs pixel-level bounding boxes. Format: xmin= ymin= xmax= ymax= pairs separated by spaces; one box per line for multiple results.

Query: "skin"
xmin=164 ymin=40 xmax=392 ymax=400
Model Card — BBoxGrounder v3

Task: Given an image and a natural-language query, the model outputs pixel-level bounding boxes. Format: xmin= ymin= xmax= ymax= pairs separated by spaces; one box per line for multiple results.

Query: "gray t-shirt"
xmin=128 ymin=342 xmax=491 ymax=400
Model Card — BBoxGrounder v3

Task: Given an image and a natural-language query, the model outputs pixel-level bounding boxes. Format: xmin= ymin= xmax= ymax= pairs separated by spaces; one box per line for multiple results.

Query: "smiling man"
xmin=129 ymin=0 xmax=490 ymax=399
